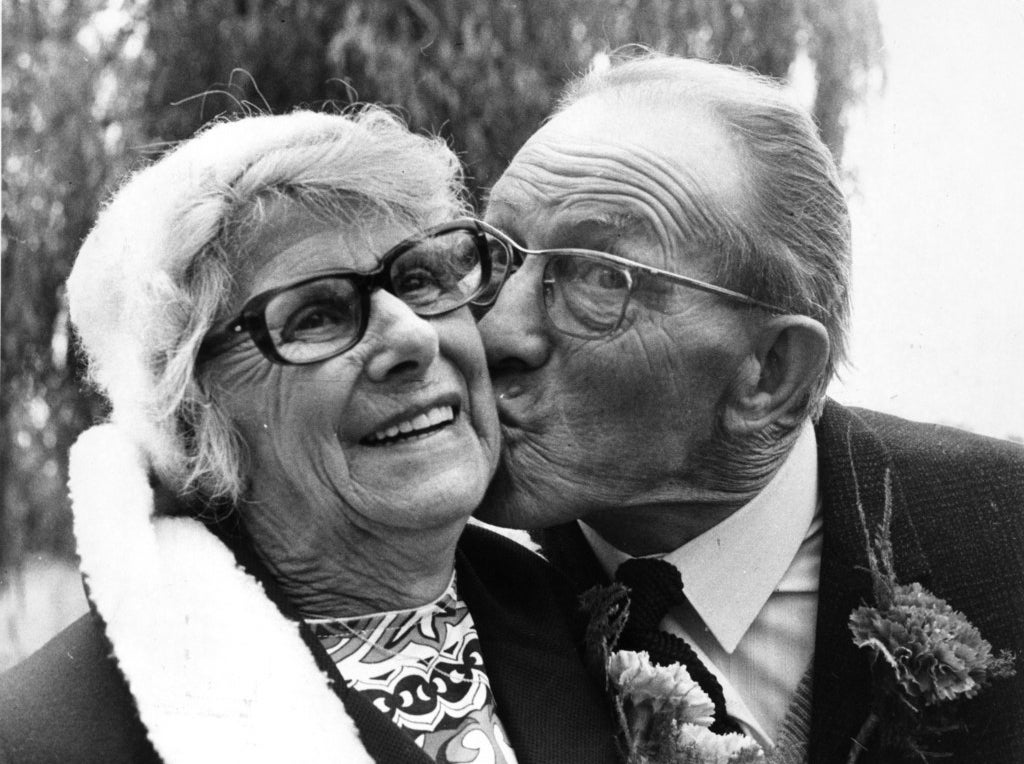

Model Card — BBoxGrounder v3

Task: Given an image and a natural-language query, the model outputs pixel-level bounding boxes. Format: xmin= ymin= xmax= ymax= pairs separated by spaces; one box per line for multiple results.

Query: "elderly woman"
xmin=0 ymin=110 xmax=617 ymax=763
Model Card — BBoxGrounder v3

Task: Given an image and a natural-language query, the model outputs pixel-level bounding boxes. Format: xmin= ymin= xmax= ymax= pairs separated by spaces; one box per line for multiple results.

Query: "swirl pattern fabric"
xmin=308 ymin=575 xmax=518 ymax=764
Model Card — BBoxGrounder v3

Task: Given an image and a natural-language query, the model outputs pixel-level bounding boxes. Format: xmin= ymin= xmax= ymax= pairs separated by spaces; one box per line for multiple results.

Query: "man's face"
xmin=477 ymin=96 xmax=757 ymax=528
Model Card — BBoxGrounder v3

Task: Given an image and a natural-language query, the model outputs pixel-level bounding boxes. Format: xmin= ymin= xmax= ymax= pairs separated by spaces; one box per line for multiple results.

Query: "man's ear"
xmin=724 ymin=315 xmax=830 ymax=434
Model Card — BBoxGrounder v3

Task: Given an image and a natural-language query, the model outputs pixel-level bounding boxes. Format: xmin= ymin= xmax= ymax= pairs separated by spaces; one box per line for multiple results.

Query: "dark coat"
xmin=534 ymin=400 xmax=1024 ymax=763
xmin=0 ymin=524 xmax=619 ymax=764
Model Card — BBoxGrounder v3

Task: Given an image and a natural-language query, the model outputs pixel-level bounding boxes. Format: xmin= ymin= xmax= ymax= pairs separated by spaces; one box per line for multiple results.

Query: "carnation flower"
xmin=582 ymin=592 xmax=766 ymax=762
xmin=607 ymin=649 xmax=715 ymax=722
xmin=850 ymin=582 xmax=1011 ymax=705
xmin=676 ymin=723 xmax=764 ymax=764
xmin=846 ymin=463 xmax=1017 ymax=763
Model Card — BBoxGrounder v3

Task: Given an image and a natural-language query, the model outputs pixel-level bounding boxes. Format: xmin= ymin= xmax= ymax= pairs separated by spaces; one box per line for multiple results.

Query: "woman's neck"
xmin=238 ymin=502 xmax=467 ymax=619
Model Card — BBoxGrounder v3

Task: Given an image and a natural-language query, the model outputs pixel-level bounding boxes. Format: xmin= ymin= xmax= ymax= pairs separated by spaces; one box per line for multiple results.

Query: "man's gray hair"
xmin=560 ymin=53 xmax=851 ymax=415
xmin=68 ymin=108 xmax=467 ymax=504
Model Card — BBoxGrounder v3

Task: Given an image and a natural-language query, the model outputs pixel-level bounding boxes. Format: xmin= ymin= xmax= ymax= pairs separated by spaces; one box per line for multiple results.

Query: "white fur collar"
xmin=69 ymin=424 xmax=374 ymax=763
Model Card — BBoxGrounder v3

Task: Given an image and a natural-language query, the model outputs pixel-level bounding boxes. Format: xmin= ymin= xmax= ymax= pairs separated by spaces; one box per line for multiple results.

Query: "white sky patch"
xmin=829 ymin=0 xmax=1024 ymax=440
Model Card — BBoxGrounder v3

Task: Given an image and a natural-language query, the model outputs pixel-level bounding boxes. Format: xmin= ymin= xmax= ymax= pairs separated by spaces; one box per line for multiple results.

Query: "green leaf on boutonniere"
xmin=580 ymin=581 xmax=630 ymax=683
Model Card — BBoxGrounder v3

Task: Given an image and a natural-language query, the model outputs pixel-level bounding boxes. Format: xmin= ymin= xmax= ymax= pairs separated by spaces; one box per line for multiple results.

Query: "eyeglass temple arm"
xmin=648 ymin=269 xmax=783 ymax=313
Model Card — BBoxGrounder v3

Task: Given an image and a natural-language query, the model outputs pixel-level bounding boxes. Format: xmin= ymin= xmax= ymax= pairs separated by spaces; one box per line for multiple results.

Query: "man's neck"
xmin=579 ymin=495 xmax=753 ymax=556
xmin=578 ymin=424 xmax=810 ymax=556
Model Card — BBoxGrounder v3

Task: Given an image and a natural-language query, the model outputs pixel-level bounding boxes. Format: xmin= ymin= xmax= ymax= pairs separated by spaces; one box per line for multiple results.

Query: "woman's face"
xmin=203 ymin=199 xmax=500 ymax=565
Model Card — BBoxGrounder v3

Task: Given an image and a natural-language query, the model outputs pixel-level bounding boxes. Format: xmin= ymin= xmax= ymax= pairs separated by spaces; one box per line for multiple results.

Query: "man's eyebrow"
xmin=482 ymin=184 xmax=528 ymax=213
xmin=547 ymin=213 xmax=655 ymax=249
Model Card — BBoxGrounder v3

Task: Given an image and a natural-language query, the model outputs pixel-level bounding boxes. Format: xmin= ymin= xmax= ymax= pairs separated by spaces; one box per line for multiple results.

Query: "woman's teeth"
xmin=363 ymin=405 xmax=456 ymax=445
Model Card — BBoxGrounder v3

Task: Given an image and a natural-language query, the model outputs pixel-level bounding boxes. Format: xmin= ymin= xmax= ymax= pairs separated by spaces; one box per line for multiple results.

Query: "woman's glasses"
xmin=199 ymin=219 xmax=505 ymax=365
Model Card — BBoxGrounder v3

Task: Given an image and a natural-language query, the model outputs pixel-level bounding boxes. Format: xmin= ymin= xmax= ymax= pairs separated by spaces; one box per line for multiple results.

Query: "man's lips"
xmin=496 ymin=384 xmax=524 ymax=401
xmin=491 ymin=378 xmax=534 ymax=428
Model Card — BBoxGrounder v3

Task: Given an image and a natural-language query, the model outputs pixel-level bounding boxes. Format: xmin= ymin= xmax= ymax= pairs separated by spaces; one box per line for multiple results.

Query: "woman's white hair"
xmin=68 ymin=108 xmax=468 ymax=506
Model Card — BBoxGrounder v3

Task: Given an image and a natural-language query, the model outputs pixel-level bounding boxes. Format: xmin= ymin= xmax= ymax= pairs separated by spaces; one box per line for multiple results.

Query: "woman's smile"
xmin=361 ymin=403 xmax=458 ymax=446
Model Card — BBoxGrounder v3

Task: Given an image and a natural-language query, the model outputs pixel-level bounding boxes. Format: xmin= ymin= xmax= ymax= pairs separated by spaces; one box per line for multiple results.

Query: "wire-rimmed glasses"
xmin=476 ymin=221 xmax=783 ymax=339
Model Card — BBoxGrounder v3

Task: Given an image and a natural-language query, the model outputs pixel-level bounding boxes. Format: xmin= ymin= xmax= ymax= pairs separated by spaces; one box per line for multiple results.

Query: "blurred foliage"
xmin=1 ymin=0 xmax=883 ymax=571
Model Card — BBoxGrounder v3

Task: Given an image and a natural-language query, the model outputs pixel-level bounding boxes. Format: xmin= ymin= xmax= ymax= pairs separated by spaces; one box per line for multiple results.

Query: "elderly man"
xmin=476 ymin=54 xmax=1024 ymax=762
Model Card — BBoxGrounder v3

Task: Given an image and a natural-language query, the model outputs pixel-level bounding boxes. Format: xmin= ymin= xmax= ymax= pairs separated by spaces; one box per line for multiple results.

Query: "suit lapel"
xmin=457 ymin=528 xmax=620 ymax=764
xmin=809 ymin=400 xmax=932 ymax=761
xmin=533 ymin=521 xmax=611 ymax=592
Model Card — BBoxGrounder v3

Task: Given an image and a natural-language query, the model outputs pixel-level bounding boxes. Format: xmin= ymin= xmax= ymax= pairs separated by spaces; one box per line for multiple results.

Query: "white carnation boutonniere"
xmin=580 ymin=585 xmax=763 ymax=763
xmin=847 ymin=467 xmax=1017 ymax=763
xmin=607 ymin=650 xmax=763 ymax=764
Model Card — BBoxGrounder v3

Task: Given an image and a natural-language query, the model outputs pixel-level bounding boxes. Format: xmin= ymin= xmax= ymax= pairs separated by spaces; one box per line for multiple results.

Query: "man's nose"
xmin=478 ymin=258 xmax=551 ymax=373
xmin=363 ymin=291 xmax=440 ymax=381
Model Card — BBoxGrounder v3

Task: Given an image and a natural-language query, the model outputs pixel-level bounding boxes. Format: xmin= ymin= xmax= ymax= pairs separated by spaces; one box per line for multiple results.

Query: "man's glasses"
xmin=479 ymin=222 xmax=784 ymax=339
xmin=199 ymin=219 xmax=504 ymax=365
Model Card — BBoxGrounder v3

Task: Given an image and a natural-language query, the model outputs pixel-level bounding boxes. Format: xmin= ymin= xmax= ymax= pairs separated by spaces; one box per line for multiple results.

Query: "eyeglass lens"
xmin=543 ymin=255 xmax=633 ymax=338
xmin=389 ymin=234 xmax=485 ymax=314
xmin=264 ymin=229 xmax=487 ymax=364
xmin=265 ymin=278 xmax=362 ymax=363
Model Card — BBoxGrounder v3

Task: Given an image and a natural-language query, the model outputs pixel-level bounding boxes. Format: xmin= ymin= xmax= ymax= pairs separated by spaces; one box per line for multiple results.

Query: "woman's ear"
xmin=724 ymin=315 xmax=830 ymax=434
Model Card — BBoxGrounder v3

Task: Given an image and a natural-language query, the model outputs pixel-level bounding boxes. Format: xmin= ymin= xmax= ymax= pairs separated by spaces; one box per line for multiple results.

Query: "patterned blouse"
xmin=307 ymin=574 xmax=519 ymax=763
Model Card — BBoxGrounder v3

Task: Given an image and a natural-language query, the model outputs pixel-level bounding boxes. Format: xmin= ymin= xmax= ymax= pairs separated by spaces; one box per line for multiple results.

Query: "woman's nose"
xmin=478 ymin=257 xmax=551 ymax=372
xmin=363 ymin=291 xmax=440 ymax=381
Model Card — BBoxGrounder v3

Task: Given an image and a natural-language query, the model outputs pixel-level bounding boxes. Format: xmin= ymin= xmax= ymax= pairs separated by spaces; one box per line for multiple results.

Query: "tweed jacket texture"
xmin=0 ymin=524 xmax=619 ymax=764
xmin=534 ymin=399 xmax=1024 ymax=763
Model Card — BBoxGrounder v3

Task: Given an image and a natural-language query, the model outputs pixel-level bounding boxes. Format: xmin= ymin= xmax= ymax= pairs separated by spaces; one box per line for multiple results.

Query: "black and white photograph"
xmin=2 ymin=1 xmax=1022 ymax=762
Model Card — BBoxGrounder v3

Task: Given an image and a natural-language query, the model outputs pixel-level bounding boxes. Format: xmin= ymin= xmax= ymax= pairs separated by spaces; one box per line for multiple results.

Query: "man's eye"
xmin=593 ymin=266 xmax=629 ymax=290
xmin=571 ymin=260 xmax=630 ymax=291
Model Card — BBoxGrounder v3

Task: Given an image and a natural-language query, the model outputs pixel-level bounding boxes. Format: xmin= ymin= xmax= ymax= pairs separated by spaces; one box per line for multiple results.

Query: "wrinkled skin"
xmin=477 ymin=97 xmax=771 ymax=552
xmin=204 ymin=200 xmax=500 ymax=616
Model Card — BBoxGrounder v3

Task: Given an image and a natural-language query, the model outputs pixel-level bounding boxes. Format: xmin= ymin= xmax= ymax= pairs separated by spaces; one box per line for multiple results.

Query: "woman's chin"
xmin=344 ymin=424 xmax=491 ymax=526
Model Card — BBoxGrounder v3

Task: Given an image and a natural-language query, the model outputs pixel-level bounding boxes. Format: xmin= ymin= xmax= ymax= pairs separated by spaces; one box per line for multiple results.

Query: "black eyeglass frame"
xmin=476 ymin=220 xmax=785 ymax=339
xmin=198 ymin=218 xmax=500 ymax=366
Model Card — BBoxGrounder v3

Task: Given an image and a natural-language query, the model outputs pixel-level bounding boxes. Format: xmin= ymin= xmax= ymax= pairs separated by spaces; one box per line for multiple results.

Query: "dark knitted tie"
xmin=614 ymin=557 xmax=743 ymax=735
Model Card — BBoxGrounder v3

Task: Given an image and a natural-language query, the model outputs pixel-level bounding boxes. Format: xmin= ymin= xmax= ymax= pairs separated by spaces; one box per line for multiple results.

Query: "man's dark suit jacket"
xmin=0 ymin=524 xmax=619 ymax=764
xmin=535 ymin=399 xmax=1024 ymax=763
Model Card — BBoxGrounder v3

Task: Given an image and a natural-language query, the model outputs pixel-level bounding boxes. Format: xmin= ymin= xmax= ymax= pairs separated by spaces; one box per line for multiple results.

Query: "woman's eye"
xmin=395 ymin=267 xmax=443 ymax=303
xmin=281 ymin=300 xmax=350 ymax=342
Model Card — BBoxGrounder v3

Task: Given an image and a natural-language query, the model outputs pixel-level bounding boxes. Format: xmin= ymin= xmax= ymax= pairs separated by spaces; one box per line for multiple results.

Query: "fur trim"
xmin=69 ymin=424 xmax=373 ymax=763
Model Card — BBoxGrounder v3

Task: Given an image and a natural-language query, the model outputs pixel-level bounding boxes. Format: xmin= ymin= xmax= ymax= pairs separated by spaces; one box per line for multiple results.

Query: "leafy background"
xmin=2 ymin=0 xmax=886 ymax=669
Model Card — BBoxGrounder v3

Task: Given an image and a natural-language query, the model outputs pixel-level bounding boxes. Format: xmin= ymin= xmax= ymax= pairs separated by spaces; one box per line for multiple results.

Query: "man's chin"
xmin=473 ymin=458 xmax=578 ymax=530
xmin=473 ymin=464 xmax=530 ymax=528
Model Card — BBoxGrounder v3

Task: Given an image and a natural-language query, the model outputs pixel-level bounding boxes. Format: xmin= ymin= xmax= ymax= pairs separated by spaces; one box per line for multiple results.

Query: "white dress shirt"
xmin=580 ymin=422 xmax=822 ymax=748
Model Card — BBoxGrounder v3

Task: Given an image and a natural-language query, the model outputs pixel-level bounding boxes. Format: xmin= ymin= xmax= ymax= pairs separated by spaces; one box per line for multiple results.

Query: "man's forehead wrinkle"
xmin=500 ymin=139 xmax=743 ymax=267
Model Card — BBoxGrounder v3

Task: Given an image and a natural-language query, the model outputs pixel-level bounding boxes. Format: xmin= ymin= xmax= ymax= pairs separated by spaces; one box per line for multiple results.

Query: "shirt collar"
xmin=581 ymin=421 xmax=819 ymax=653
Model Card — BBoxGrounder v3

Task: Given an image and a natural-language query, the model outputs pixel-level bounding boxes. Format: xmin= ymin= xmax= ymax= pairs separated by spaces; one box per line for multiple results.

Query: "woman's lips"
xmin=361 ymin=404 xmax=457 ymax=446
